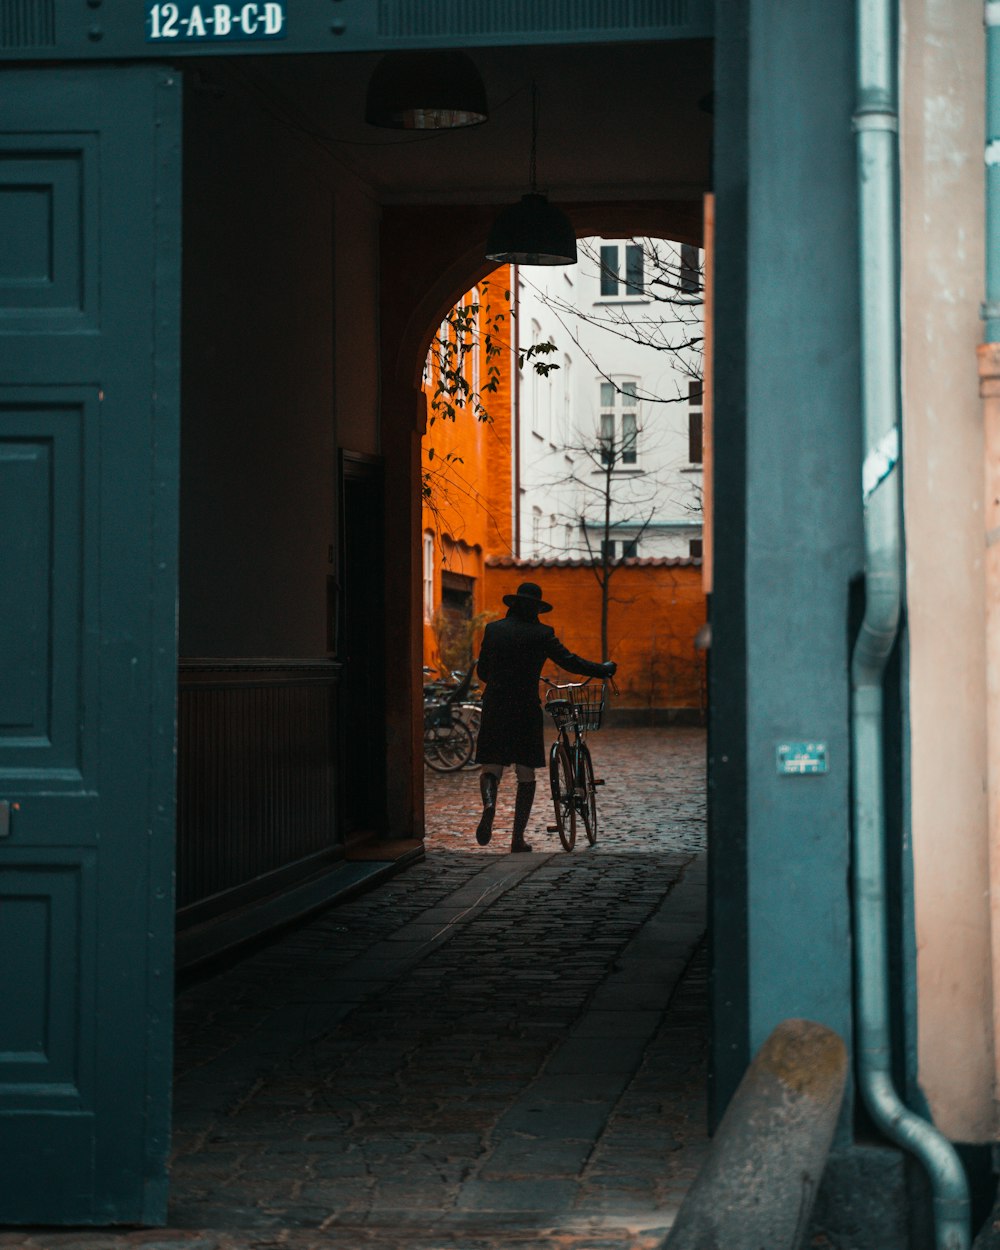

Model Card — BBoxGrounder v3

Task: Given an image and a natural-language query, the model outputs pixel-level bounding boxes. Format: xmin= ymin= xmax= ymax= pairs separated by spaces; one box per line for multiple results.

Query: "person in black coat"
xmin=474 ymin=582 xmax=616 ymax=852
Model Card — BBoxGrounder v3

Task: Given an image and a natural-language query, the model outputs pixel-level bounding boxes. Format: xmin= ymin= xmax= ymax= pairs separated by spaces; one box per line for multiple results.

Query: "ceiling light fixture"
xmin=365 ymin=50 xmax=489 ymax=130
xmin=485 ymin=84 xmax=577 ymax=267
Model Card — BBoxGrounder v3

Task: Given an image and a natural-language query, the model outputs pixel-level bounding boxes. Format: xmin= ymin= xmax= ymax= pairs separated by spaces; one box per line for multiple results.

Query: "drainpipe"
xmin=852 ymin=0 xmax=971 ymax=1247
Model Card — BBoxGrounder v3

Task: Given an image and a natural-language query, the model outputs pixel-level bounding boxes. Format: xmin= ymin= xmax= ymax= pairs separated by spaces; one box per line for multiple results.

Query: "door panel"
xmin=0 ymin=394 xmax=96 ymax=783
xmin=0 ymin=67 xmax=181 ymax=1224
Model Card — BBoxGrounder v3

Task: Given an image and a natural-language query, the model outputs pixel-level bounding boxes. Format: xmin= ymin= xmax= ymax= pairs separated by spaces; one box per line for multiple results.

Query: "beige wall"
xmin=901 ymin=0 xmax=992 ymax=1140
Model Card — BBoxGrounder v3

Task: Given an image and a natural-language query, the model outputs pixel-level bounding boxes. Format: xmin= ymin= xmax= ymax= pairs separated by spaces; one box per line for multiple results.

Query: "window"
xmin=470 ymin=286 xmax=480 ymax=402
xmin=599 ymin=242 xmax=644 ymax=298
xmin=680 ymin=243 xmax=700 ymax=295
xmin=603 ymin=537 xmax=638 ymax=560
xmin=599 ymin=380 xmax=639 ymax=466
xmin=530 ymin=319 xmax=542 ymax=436
xmin=561 ymin=353 xmax=572 ymax=444
xmin=422 ymin=532 xmax=435 ymax=621
xmin=436 ymin=317 xmax=450 ymax=385
xmin=532 ymin=507 xmax=542 ymax=555
xmin=689 ymin=538 xmax=704 ymax=559
xmin=688 ymin=380 xmax=703 ymax=464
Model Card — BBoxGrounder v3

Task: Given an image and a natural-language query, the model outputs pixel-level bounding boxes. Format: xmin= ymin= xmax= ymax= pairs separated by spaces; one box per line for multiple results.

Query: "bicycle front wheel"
xmin=579 ymin=744 xmax=598 ymax=846
xmin=549 ymin=741 xmax=576 ymax=851
xmin=424 ymin=721 xmax=475 ymax=772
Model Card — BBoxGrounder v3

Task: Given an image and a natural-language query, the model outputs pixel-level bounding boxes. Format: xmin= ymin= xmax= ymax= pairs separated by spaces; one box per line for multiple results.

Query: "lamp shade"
xmin=365 ymin=50 xmax=488 ymax=129
xmin=485 ymin=193 xmax=578 ymax=266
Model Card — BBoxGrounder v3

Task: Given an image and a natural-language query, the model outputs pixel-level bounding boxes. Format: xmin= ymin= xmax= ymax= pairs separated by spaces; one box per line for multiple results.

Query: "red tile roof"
xmin=486 ymin=555 xmax=701 ymax=569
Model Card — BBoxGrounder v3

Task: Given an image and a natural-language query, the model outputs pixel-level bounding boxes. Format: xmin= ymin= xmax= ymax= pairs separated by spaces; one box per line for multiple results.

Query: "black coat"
xmin=474 ymin=611 xmax=607 ymax=768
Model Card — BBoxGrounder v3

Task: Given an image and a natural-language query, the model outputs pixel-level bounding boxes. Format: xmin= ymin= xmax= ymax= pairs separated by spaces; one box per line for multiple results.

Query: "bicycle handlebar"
xmin=541 ymin=675 xmax=620 ymax=696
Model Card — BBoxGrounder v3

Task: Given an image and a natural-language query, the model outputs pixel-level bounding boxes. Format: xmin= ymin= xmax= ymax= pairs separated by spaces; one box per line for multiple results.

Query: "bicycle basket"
xmin=545 ymin=682 xmax=605 ymax=731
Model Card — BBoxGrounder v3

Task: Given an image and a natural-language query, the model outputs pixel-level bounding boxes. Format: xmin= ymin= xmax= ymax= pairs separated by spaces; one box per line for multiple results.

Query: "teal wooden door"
xmin=0 ymin=66 xmax=181 ymax=1224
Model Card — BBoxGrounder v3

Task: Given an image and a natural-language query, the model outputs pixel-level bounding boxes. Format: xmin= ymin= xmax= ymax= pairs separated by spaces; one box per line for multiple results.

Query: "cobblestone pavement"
xmin=425 ymin=727 xmax=706 ymax=855
xmin=4 ymin=730 xmax=708 ymax=1250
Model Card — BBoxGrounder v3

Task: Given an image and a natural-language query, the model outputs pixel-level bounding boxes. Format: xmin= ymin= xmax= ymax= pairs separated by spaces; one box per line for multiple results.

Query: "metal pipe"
xmin=852 ymin=1 xmax=971 ymax=1246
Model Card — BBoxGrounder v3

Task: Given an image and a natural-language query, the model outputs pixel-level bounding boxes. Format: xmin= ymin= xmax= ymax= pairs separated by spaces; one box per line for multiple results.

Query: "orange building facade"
xmin=420 ymin=271 xmax=515 ymax=676
xmin=420 ymin=269 xmax=707 ymax=719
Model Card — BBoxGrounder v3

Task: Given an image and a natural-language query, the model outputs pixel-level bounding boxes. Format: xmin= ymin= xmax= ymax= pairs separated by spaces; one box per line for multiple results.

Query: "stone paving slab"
xmin=5 ymin=729 xmax=707 ymax=1250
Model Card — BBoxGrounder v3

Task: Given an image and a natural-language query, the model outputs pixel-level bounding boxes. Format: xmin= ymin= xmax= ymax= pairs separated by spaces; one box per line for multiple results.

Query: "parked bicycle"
xmin=423 ymin=663 xmax=478 ymax=771
xmin=543 ymin=676 xmax=614 ymax=851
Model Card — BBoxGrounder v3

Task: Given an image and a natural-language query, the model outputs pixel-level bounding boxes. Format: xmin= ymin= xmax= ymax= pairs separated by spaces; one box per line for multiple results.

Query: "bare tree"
xmin=517 ymin=237 xmax=705 ymax=659
xmin=520 ymin=236 xmax=704 ymax=402
xmin=528 ymin=409 xmax=699 ymax=660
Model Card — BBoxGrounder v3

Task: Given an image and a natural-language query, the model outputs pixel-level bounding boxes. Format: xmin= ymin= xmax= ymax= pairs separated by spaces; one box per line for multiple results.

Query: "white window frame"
xmin=422 ymin=531 xmax=435 ymax=621
xmin=530 ymin=319 xmax=543 ymax=436
xmin=599 ymin=378 xmax=640 ymax=467
xmin=436 ymin=317 xmax=450 ymax=386
xmin=470 ymin=285 xmax=481 ymax=404
xmin=561 ymin=353 xmax=572 ymax=445
xmin=597 ymin=241 xmax=645 ymax=300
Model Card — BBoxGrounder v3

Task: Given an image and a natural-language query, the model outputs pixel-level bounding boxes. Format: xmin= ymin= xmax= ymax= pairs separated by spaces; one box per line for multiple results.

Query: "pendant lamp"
xmin=365 ymin=50 xmax=488 ymax=130
xmin=485 ymin=84 xmax=577 ymax=266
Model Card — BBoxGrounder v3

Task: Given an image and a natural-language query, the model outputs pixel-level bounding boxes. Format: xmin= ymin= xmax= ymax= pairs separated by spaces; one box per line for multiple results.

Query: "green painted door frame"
xmin=0 ymin=0 xmax=712 ymax=61
xmin=0 ymin=0 xmax=712 ymax=1228
xmin=0 ymin=65 xmax=181 ymax=1224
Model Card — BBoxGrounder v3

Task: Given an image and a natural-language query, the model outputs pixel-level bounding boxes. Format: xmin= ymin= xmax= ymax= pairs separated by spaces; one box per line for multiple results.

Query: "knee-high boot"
xmin=476 ymin=772 xmax=499 ymax=845
xmin=511 ymin=781 xmax=536 ymax=853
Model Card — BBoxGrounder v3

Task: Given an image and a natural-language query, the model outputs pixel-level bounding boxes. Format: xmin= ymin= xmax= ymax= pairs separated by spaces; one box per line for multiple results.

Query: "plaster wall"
xmin=179 ymin=67 xmax=380 ymax=658
xmin=335 ymin=184 xmax=380 ymax=457
xmin=901 ymin=0 xmax=993 ymax=1141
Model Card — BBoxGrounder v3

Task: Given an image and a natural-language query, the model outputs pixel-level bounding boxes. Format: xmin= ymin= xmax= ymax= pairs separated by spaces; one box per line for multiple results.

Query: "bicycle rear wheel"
xmin=549 ymin=741 xmax=576 ymax=851
xmin=424 ymin=721 xmax=474 ymax=772
xmin=459 ymin=704 xmax=482 ymax=769
xmin=579 ymin=743 xmax=598 ymax=845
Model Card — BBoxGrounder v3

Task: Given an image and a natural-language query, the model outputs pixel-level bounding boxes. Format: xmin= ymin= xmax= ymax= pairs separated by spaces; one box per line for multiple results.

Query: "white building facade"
xmin=515 ymin=236 xmax=704 ymax=562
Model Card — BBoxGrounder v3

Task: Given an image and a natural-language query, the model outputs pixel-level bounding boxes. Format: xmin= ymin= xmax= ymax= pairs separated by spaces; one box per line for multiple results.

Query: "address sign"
xmin=146 ymin=1 xmax=287 ymax=41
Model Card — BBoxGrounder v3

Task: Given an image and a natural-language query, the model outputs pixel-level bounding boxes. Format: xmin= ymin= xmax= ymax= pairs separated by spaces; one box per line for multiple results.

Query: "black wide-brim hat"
xmin=502 ymin=581 xmax=553 ymax=614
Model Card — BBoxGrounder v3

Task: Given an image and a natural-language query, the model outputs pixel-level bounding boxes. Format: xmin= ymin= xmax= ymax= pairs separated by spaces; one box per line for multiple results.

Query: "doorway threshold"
xmin=176 ymin=840 xmax=425 ymax=972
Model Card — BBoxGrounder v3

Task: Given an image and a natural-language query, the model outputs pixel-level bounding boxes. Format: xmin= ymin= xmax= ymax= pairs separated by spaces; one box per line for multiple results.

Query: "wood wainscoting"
xmin=176 ymin=658 xmax=342 ymax=939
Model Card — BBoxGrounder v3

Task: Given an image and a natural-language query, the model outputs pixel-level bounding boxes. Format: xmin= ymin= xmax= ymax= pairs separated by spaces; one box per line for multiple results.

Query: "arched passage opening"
xmin=378 ymin=203 xmax=709 ymax=840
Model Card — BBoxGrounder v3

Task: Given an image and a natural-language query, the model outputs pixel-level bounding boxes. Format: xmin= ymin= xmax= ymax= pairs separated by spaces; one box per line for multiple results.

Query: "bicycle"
xmin=454 ymin=689 xmax=482 ymax=768
xmin=423 ymin=664 xmax=477 ymax=772
xmin=543 ymin=677 xmax=613 ymax=851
